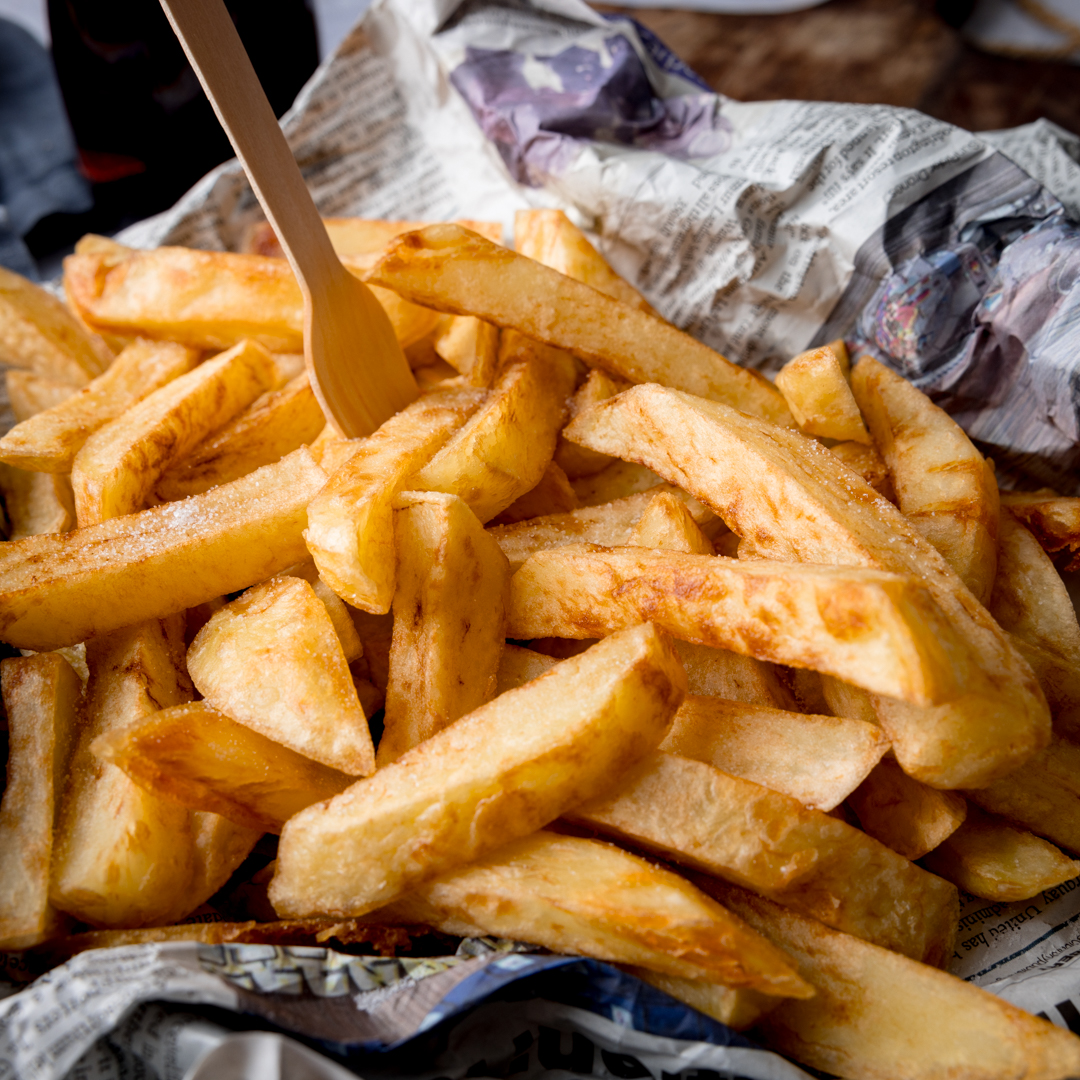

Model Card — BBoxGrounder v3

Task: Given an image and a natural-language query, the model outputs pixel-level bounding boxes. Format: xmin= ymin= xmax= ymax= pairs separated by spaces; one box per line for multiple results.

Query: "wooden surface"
xmin=596 ymin=0 xmax=1080 ymax=136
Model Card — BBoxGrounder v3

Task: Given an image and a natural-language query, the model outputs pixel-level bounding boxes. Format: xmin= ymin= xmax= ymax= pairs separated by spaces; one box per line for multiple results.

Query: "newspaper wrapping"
xmin=4 ymin=0 xmax=1080 ymax=1074
xmin=0 ymin=940 xmax=814 ymax=1080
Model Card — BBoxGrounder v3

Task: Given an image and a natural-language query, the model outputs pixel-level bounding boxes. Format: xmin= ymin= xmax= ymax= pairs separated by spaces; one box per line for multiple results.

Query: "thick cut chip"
xmin=367 ymin=225 xmax=792 ymax=425
xmin=820 ymin=675 xmax=880 ymax=725
xmin=0 ymin=654 xmax=81 ymax=948
xmin=492 ymin=461 xmax=579 ymax=525
xmin=279 ymin=560 xmax=364 ymax=662
xmin=702 ymin=878 xmax=1080 ymax=1080
xmin=6 ymin=370 xmax=79 ymax=422
xmin=991 ymin=510 xmax=1080 ymax=663
xmin=72 ymin=339 xmax=275 ymax=524
xmin=965 ymin=735 xmax=1080 ymax=854
xmin=673 ymin=640 xmax=791 ymax=707
xmin=775 ymin=342 xmax=870 ymax=443
xmin=305 ymin=385 xmax=485 ymax=612
xmin=64 ymin=246 xmax=439 ymax=353
xmin=496 ymin=643 xmax=560 ymax=694
xmin=555 ymin=368 xmax=629 ymax=479
xmin=990 ymin=509 xmax=1080 ymax=738
xmin=0 ymin=339 xmax=200 ymax=474
xmin=496 ymin=643 xmax=816 ymax=790
xmin=155 ymin=372 xmax=325 ymax=501
xmin=661 ymin=696 xmax=888 ymax=811
xmin=922 ymin=805 xmax=1080 ymax=902
xmin=626 ymin=490 xmax=714 ymax=554
xmin=188 ymin=812 xmax=261 ymax=902
xmin=514 ymin=209 xmax=658 ymax=314
xmin=0 ymin=447 xmax=326 ymax=651
xmin=564 ymin=384 xmax=1049 ymax=789
xmin=570 ymin=751 xmax=958 ymax=966
xmin=93 ymin=700 xmax=353 ymax=833
xmin=0 ymin=264 xmax=110 ymax=384
xmin=572 ymin=459 xmax=668 ymax=506
xmin=1002 ymin=492 xmax=1080 ymax=571
xmin=622 ymin=966 xmax=781 ymax=1031
xmin=405 ymin=333 xmax=578 ymax=523
xmin=829 ymin=439 xmax=895 ymax=500
xmin=0 ymin=466 xmax=75 ymax=539
xmin=379 ymin=831 xmax=812 ymax=999
xmin=846 ymin=758 xmax=967 ymax=860
xmin=379 ymin=492 xmax=510 ymax=766
xmin=509 ymin=544 xmax=963 ymax=706
xmin=270 ymin=623 xmax=685 ymax=917
xmin=50 ymin=617 xmax=200 ymax=928
xmin=188 ymin=576 xmax=373 ymax=775
xmin=852 ymin=356 xmax=999 ymax=603
xmin=245 ymin=216 xmax=503 ymax=259
xmin=433 ymin=315 xmax=499 ymax=387
xmin=488 ymin=485 xmax=715 ymax=572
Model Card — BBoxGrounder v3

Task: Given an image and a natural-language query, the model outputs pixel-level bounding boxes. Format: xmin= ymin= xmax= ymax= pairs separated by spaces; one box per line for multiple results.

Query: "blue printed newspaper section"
xmin=203 ymin=944 xmax=812 ymax=1080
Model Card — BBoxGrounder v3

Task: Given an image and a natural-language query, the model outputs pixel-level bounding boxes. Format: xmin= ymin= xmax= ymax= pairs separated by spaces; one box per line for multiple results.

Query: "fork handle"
xmin=158 ymin=0 xmax=339 ymax=292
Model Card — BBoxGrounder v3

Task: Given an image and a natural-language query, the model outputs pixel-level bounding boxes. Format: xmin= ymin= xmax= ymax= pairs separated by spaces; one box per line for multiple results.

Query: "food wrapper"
xmin=4 ymin=0 xmax=1080 ymax=1073
xmin=0 ymin=938 xmax=813 ymax=1079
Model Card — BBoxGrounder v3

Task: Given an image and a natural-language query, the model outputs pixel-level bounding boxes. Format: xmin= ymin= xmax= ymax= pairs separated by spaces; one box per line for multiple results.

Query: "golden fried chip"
xmin=922 ymin=805 xmax=1080 ymax=902
xmin=432 ymin=315 xmax=499 ymax=387
xmin=0 ymin=264 xmax=110 ymax=384
xmin=93 ymin=700 xmax=353 ymax=833
xmin=5 ymin=370 xmax=78 ymax=423
xmin=626 ymin=490 xmax=714 ymax=555
xmin=405 ymin=333 xmax=577 ymax=523
xmin=305 ymin=384 xmax=485 ymax=612
xmin=188 ymin=576 xmax=374 ymax=775
xmin=64 ymin=246 xmax=440 ymax=353
xmin=661 ymin=696 xmax=888 ymax=811
xmin=776 ymin=342 xmax=869 ymax=443
xmin=564 ymin=384 xmax=1048 ymax=789
xmin=555 ymin=368 xmax=629 ymax=479
xmin=514 ymin=209 xmax=657 ymax=314
xmin=72 ymin=338 xmax=275 ymax=524
xmin=50 ymin=617 xmax=199 ymax=927
xmin=701 ymin=878 xmax=1080 ymax=1080
xmin=846 ymin=757 xmax=967 ymax=860
xmin=0 ymin=653 xmax=81 ymax=948
xmin=380 ymin=831 xmax=812 ymax=999
xmin=509 ymin=544 xmax=963 ymax=705
xmin=571 ymin=751 xmax=958 ymax=965
xmin=0 ymin=448 xmax=326 ymax=651
xmin=154 ymin=372 xmax=325 ymax=501
xmin=852 ymin=356 xmax=999 ymax=603
xmin=0 ymin=466 xmax=75 ymax=539
xmin=367 ymin=224 xmax=792 ymax=425
xmin=965 ymin=734 xmax=1080 ymax=855
xmin=379 ymin=492 xmax=509 ymax=766
xmin=0 ymin=339 xmax=201 ymax=474
xmin=270 ymin=623 xmax=685 ymax=917
xmin=488 ymin=484 xmax=715 ymax=572
xmin=1002 ymin=492 xmax=1080 ymax=571
xmin=492 ymin=461 xmax=579 ymax=524
xmin=990 ymin=508 xmax=1080 ymax=738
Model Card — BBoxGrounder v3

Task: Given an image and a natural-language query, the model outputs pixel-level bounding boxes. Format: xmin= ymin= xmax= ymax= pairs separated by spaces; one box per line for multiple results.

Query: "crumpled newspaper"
xmin=0 ymin=940 xmax=812 ymax=1080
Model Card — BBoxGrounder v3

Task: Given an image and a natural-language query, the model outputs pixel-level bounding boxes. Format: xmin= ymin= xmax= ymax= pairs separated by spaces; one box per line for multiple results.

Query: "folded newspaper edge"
xmin=6 ymin=0 xmax=1080 ymax=1073
xmin=0 ymin=940 xmax=813 ymax=1080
